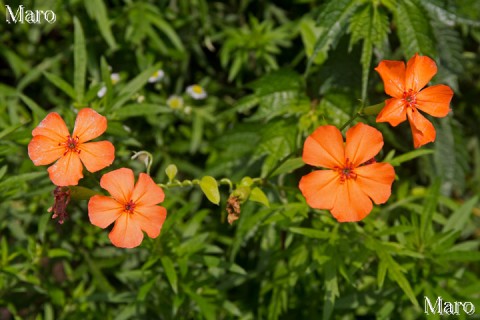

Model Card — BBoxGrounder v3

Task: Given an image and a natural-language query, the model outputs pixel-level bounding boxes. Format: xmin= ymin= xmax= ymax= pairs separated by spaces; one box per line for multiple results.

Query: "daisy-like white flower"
xmin=97 ymin=86 xmax=107 ymax=98
xmin=167 ymin=95 xmax=184 ymax=110
xmin=148 ymin=70 xmax=165 ymax=83
xmin=186 ymin=84 xmax=207 ymax=100
xmin=97 ymin=73 xmax=121 ymax=98
xmin=111 ymin=73 xmax=120 ymax=84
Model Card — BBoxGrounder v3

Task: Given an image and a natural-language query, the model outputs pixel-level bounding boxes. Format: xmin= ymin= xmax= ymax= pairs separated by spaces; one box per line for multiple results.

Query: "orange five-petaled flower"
xmin=88 ymin=168 xmax=167 ymax=248
xmin=299 ymin=123 xmax=395 ymax=222
xmin=28 ymin=108 xmax=115 ymax=186
xmin=375 ymin=53 xmax=454 ymax=148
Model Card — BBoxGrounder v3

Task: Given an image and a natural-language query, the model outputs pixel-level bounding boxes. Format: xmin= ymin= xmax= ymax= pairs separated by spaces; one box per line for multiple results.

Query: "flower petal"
xmin=88 ymin=195 xmax=123 ymax=228
xmin=132 ymin=205 xmax=167 ymax=238
xmin=78 ymin=141 xmax=115 ymax=172
xmin=100 ymin=168 xmax=134 ymax=204
xmin=32 ymin=112 xmax=70 ymax=140
xmin=302 ymin=125 xmax=344 ymax=169
xmin=28 ymin=135 xmax=65 ymax=165
xmin=407 ymin=108 xmax=436 ymax=148
xmin=375 ymin=60 xmax=405 ymax=98
xmin=47 ymin=152 xmax=83 ymax=186
xmin=131 ymin=173 xmax=165 ymax=206
xmin=330 ymin=180 xmax=373 ymax=222
xmin=376 ymin=98 xmax=407 ymax=126
xmin=72 ymin=108 xmax=108 ymax=143
xmin=299 ymin=170 xmax=338 ymax=210
xmin=345 ymin=123 xmax=384 ymax=167
xmin=405 ymin=54 xmax=437 ymax=92
xmin=355 ymin=163 xmax=395 ymax=204
xmin=108 ymin=213 xmax=143 ymax=248
xmin=416 ymin=84 xmax=453 ymax=117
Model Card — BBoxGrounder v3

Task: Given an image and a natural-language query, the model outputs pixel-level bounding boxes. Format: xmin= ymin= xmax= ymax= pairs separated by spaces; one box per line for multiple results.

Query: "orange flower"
xmin=299 ymin=123 xmax=395 ymax=222
xmin=88 ymin=168 xmax=167 ymax=248
xmin=28 ymin=108 xmax=115 ymax=186
xmin=375 ymin=53 xmax=454 ymax=148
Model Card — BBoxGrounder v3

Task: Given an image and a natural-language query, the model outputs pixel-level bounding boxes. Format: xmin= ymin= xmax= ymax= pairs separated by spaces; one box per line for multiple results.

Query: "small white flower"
xmin=167 ymin=95 xmax=184 ymax=110
xmin=148 ymin=69 xmax=165 ymax=83
xmin=136 ymin=95 xmax=145 ymax=103
xmin=186 ymin=84 xmax=207 ymax=100
xmin=111 ymin=73 xmax=120 ymax=85
xmin=97 ymin=86 xmax=107 ymax=98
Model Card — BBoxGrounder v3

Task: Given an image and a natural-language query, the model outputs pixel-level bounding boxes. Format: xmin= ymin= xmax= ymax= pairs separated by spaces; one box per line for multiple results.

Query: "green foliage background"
xmin=1 ymin=0 xmax=480 ymax=319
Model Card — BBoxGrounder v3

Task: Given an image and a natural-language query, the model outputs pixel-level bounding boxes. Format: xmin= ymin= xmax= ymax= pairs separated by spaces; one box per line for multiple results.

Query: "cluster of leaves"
xmin=1 ymin=0 xmax=479 ymax=319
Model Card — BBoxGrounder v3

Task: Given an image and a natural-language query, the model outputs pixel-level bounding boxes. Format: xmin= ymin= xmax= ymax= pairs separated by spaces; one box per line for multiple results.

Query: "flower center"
xmin=124 ymin=200 xmax=136 ymax=214
xmin=334 ymin=158 xmax=357 ymax=183
xmin=192 ymin=85 xmax=203 ymax=94
xmin=403 ymin=89 xmax=417 ymax=108
xmin=59 ymin=135 xmax=81 ymax=155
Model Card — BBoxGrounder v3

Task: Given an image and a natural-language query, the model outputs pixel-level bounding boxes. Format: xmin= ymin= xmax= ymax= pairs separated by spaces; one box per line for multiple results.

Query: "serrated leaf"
xmin=299 ymin=17 xmax=327 ymax=65
xmin=249 ymin=187 xmax=269 ymax=207
xmin=305 ymin=0 xmax=360 ymax=76
xmin=73 ymin=17 xmax=87 ymax=103
xmin=200 ymin=176 xmax=220 ymax=205
xmin=395 ymin=0 xmax=436 ymax=58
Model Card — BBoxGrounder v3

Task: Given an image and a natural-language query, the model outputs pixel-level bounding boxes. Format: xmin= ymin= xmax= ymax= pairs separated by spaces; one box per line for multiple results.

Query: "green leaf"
xmin=73 ymin=17 xmax=87 ymax=103
xmin=136 ymin=276 xmax=157 ymax=301
xmin=160 ymin=256 xmax=178 ymax=294
xmin=289 ymin=227 xmax=331 ymax=239
xmin=438 ymin=250 xmax=480 ymax=262
xmin=299 ymin=17 xmax=327 ymax=65
xmin=419 ymin=179 xmax=441 ymax=242
xmin=249 ymin=187 xmax=270 ymax=207
xmin=113 ymin=104 xmax=171 ymax=119
xmin=111 ymin=65 xmax=159 ymax=110
xmin=165 ymin=164 xmax=178 ymax=183
xmin=305 ymin=0 xmax=360 ymax=76
xmin=200 ymin=176 xmax=220 ymax=205
xmin=43 ymin=72 xmax=76 ymax=99
xmin=18 ymin=93 xmax=47 ymax=119
xmin=395 ymin=0 xmax=436 ymax=58
xmin=0 ymin=172 xmax=47 ymax=190
xmin=69 ymin=186 xmax=103 ymax=200
xmin=443 ymin=196 xmax=479 ymax=233
xmin=84 ymin=0 xmax=117 ymax=49
xmin=47 ymin=248 xmax=73 ymax=259
xmin=388 ymin=149 xmax=434 ymax=166
xmin=269 ymin=157 xmax=304 ymax=178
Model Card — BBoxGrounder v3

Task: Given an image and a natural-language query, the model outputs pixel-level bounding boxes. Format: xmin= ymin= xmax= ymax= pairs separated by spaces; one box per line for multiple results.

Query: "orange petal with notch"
xmin=416 ymin=84 xmax=453 ymax=117
xmin=108 ymin=213 xmax=143 ymax=248
xmin=405 ymin=54 xmax=437 ymax=92
xmin=302 ymin=125 xmax=344 ymax=169
xmin=72 ymin=108 xmax=108 ymax=143
xmin=375 ymin=60 xmax=406 ymax=98
xmin=100 ymin=168 xmax=134 ymax=204
xmin=88 ymin=195 xmax=123 ymax=228
xmin=47 ymin=152 xmax=83 ymax=186
xmin=78 ymin=141 xmax=115 ymax=172
xmin=132 ymin=205 xmax=167 ymax=238
xmin=32 ymin=112 xmax=70 ymax=141
xmin=345 ymin=123 xmax=384 ymax=167
xmin=298 ymin=170 xmax=338 ymax=210
xmin=28 ymin=135 xmax=65 ymax=165
xmin=376 ymin=98 xmax=407 ymax=126
xmin=407 ymin=108 xmax=436 ymax=148
xmin=131 ymin=173 xmax=165 ymax=206
xmin=355 ymin=163 xmax=395 ymax=204
xmin=330 ymin=180 xmax=373 ymax=222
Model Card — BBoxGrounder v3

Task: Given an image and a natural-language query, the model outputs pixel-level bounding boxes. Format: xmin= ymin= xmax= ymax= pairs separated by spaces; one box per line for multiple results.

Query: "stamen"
xmin=124 ymin=200 xmax=136 ymax=214
xmin=60 ymin=135 xmax=81 ymax=155
xmin=334 ymin=158 xmax=357 ymax=183
xmin=403 ymin=89 xmax=417 ymax=108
